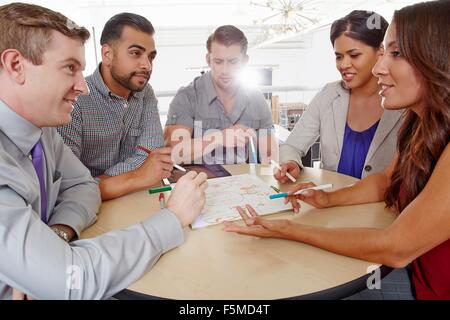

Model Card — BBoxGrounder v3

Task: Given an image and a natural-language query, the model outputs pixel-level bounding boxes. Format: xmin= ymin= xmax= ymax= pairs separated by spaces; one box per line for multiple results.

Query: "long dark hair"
xmin=385 ymin=0 xmax=450 ymax=212
xmin=330 ymin=10 xmax=388 ymax=48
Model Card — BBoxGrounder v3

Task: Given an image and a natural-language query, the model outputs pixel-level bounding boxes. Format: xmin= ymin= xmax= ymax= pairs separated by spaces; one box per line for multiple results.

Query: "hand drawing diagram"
xmin=191 ymin=174 xmax=291 ymax=228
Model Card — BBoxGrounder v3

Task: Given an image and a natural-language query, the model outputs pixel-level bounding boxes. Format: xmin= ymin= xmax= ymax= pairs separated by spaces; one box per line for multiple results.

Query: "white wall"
xmin=250 ymin=27 xmax=338 ymax=104
xmin=7 ymin=0 xmax=419 ymax=111
xmin=150 ymin=25 xmax=339 ymax=112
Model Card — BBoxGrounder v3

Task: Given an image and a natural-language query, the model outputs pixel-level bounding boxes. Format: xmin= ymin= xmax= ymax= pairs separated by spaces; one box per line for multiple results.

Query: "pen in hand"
xmin=269 ymin=184 xmax=333 ymax=199
xmin=137 ymin=145 xmax=186 ymax=172
xmin=137 ymin=145 xmax=153 ymax=154
xmin=270 ymin=159 xmax=297 ymax=183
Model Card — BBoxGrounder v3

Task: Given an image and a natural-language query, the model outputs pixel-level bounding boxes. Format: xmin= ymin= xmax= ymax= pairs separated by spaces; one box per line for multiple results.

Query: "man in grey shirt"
xmin=164 ymin=25 xmax=276 ymax=165
xmin=0 ymin=3 xmax=207 ymax=300
xmin=58 ymin=13 xmax=174 ymax=201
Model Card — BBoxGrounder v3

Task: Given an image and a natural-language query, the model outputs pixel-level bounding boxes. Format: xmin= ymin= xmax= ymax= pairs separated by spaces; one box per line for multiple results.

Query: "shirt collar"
xmin=202 ymin=72 xmax=250 ymax=123
xmin=203 ymin=72 xmax=218 ymax=105
xmin=203 ymin=71 xmax=250 ymax=105
xmin=0 ymin=99 xmax=42 ymax=156
xmin=91 ymin=63 xmax=144 ymax=101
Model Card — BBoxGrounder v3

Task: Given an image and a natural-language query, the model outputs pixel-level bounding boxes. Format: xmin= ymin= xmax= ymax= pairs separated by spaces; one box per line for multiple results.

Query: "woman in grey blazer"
xmin=276 ymin=11 xmax=403 ymax=182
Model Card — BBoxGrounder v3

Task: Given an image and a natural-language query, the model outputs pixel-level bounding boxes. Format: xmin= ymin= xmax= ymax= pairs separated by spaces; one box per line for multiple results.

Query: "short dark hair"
xmin=206 ymin=25 xmax=248 ymax=54
xmin=330 ymin=10 xmax=388 ymax=48
xmin=100 ymin=12 xmax=154 ymax=45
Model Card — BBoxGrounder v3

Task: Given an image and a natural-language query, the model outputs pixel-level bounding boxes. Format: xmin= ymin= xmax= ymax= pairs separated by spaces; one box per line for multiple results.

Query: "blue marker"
xmin=269 ymin=192 xmax=289 ymax=199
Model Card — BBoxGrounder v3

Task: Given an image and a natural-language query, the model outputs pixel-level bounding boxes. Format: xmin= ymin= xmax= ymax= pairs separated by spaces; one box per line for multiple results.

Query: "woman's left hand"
xmin=223 ymin=204 xmax=291 ymax=239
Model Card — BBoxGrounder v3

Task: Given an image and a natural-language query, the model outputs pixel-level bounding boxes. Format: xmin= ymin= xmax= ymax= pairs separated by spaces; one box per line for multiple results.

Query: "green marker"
xmin=149 ymin=186 xmax=172 ymax=194
xmin=270 ymin=185 xmax=281 ymax=193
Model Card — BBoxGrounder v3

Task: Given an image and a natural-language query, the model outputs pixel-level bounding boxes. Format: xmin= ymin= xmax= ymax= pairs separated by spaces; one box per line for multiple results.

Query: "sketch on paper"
xmin=191 ymin=174 xmax=291 ymax=229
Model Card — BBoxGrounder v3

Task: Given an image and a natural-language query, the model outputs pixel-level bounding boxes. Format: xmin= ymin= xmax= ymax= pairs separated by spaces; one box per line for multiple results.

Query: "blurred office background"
xmin=3 ymin=0 xmax=424 ymax=166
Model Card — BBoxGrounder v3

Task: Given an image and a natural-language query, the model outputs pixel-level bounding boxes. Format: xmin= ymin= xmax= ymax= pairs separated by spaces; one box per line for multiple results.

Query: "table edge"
xmin=112 ymin=266 xmax=393 ymax=300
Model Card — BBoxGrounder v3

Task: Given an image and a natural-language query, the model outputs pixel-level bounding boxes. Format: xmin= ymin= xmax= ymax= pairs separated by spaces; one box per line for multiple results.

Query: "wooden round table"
xmin=81 ymin=165 xmax=395 ymax=299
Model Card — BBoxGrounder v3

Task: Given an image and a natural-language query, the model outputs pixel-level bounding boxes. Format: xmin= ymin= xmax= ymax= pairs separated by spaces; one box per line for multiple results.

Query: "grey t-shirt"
xmin=166 ymin=72 xmax=273 ymax=164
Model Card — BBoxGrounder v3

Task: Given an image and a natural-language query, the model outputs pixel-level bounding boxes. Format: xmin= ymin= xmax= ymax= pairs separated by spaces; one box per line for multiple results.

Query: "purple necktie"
xmin=31 ymin=140 xmax=47 ymax=223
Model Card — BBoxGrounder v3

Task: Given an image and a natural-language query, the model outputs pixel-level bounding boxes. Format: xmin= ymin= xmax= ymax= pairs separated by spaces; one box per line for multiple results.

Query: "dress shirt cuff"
xmin=48 ymin=210 xmax=95 ymax=240
xmin=141 ymin=209 xmax=185 ymax=253
xmin=279 ymin=144 xmax=304 ymax=169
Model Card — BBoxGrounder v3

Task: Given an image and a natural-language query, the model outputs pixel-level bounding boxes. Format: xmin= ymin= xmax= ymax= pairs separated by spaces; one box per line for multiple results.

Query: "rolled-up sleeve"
xmin=165 ymin=89 xmax=195 ymax=128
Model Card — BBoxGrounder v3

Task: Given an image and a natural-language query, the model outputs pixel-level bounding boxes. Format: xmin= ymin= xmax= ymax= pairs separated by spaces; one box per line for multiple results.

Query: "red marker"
xmin=137 ymin=145 xmax=152 ymax=154
xmin=159 ymin=193 xmax=165 ymax=209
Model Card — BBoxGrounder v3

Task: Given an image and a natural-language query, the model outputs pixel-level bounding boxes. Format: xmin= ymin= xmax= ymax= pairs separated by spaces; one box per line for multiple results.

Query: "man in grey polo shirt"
xmin=164 ymin=25 xmax=276 ymax=165
xmin=58 ymin=13 xmax=173 ymax=200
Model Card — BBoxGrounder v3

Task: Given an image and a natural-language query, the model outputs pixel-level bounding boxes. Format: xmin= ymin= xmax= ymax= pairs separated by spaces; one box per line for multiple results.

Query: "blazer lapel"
xmin=331 ymin=86 xmax=350 ymax=157
xmin=366 ymin=109 xmax=403 ymax=162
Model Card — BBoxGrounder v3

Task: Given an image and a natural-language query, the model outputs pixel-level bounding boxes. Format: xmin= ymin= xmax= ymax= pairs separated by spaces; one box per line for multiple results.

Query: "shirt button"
xmin=364 ymin=165 xmax=372 ymax=172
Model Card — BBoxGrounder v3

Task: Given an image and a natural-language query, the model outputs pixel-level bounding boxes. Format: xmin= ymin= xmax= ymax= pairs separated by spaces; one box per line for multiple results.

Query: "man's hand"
xmin=221 ymin=124 xmax=256 ymax=148
xmin=96 ymin=147 xmax=175 ymax=200
xmin=134 ymin=147 xmax=174 ymax=188
xmin=166 ymin=171 xmax=208 ymax=227
xmin=274 ymin=161 xmax=301 ymax=184
xmin=12 ymin=288 xmax=26 ymax=300
xmin=12 ymin=288 xmax=35 ymax=300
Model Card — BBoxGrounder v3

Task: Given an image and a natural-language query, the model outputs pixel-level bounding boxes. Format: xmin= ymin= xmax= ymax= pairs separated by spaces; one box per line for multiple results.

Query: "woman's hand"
xmin=285 ymin=182 xmax=330 ymax=213
xmin=223 ymin=204 xmax=291 ymax=239
xmin=273 ymin=161 xmax=301 ymax=184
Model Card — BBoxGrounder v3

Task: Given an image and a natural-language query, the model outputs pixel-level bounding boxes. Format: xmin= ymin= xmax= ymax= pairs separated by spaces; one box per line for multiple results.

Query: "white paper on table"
xmin=191 ymin=174 xmax=292 ymax=229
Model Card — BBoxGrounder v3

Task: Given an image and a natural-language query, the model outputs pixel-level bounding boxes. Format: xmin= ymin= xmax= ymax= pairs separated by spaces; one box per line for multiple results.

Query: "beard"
xmin=110 ymin=63 xmax=150 ymax=92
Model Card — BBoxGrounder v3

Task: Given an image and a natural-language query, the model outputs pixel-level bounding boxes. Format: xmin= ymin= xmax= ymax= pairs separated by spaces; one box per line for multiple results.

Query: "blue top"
xmin=337 ymin=121 xmax=380 ymax=179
